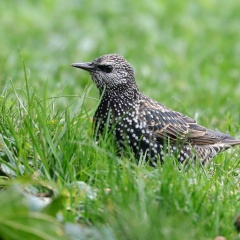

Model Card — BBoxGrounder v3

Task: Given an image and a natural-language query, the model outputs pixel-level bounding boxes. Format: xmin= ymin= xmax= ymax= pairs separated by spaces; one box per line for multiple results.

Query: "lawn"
xmin=0 ymin=1 xmax=240 ymax=239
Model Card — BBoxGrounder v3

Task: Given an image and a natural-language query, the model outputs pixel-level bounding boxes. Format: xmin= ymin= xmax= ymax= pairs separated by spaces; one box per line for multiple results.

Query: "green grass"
xmin=1 ymin=0 xmax=240 ymax=239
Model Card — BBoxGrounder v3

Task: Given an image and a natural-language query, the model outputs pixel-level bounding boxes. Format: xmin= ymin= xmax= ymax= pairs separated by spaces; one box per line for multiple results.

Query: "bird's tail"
xmin=194 ymin=139 xmax=240 ymax=164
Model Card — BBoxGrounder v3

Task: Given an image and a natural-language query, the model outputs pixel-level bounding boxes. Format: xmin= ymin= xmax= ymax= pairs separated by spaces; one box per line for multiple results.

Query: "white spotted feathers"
xmin=72 ymin=54 xmax=240 ymax=164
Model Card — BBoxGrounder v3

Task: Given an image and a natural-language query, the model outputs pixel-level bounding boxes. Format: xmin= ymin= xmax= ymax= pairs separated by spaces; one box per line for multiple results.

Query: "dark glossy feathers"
xmin=72 ymin=54 xmax=240 ymax=164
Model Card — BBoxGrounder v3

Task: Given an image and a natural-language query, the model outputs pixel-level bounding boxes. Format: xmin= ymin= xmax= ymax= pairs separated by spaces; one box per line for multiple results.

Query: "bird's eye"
xmin=98 ymin=65 xmax=113 ymax=73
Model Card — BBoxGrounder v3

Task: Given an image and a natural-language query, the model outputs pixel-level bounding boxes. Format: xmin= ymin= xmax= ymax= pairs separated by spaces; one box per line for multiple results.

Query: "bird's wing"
xmin=138 ymin=99 xmax=237 ymax=146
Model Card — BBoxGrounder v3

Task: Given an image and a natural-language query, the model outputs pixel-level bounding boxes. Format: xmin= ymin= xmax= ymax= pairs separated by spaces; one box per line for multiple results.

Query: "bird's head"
xmin=72 ymin=54 xmax=138 ymax=95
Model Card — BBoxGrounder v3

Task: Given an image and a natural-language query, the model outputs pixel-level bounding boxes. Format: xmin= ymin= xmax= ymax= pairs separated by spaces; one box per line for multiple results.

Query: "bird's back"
xmin=135 ymin=94 xmax=240 ymax=163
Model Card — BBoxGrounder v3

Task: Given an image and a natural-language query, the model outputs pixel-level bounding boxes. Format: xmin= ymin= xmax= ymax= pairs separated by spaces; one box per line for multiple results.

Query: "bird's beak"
xmin=71 ymin=62 xmax=94 ymax=71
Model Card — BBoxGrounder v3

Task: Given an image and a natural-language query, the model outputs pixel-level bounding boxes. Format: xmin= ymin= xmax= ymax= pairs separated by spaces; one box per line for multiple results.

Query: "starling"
xmin=72 ymin=54 xmax=240 ymax=164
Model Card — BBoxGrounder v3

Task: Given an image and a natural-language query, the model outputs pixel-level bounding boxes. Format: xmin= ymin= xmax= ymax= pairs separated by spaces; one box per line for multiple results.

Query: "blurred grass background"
xmin=1 ymin=1 xmax=240 ymax=239
xmin=1 ymin=0 xmax=240 ymax=128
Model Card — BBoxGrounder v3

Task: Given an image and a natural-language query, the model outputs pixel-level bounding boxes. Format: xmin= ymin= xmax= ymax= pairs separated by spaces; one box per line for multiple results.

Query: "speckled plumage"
xmin=72 ymin=54 xmax=240 ymax=164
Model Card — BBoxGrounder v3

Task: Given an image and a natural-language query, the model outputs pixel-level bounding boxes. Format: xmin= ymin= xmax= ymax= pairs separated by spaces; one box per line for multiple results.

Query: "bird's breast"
xmin=93 ymin=97 xmax=137 ymax=135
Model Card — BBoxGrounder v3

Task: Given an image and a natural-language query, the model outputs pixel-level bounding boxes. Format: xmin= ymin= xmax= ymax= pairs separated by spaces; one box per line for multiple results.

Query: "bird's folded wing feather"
xmin=138 ymin=101 xmax=237 ymax=146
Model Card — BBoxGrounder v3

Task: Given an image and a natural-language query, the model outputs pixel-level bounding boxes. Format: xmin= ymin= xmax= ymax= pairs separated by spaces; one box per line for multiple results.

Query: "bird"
xmin=71 ymin=54 xmax=240 ymax=165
